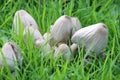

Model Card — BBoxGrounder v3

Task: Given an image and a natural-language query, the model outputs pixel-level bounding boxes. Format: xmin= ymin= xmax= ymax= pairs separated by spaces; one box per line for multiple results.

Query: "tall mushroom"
xmin=50 ymin=15 xmax=81 ymax=46
xmin=13 ymin=10 xmax=39 ymax=34
xmin=50 ymin=15 xmax=74 ymax=46
xmin=0 ymin=42 xmax=22 ymax=71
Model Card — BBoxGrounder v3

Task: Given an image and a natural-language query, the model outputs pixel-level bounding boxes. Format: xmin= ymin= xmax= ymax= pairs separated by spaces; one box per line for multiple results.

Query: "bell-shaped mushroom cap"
xmin=35 ymin=39 xmax=51 ymax=57
xmin=70 ymin=43 xmax=78 ymax=56
xmin=13 ymin=10 xmax=39 ymax=34
xmin=54 ymin=44 xmax=74 ymax=62
xmin=43 ymin=32 xmax=51 ymax=41
xmin=71 ymin=17 xmax=81 ymax=34
xmin=50 ymin=15 xmax=74 ymax=46
xmin=0 ymin=42 xmax=22 ymax=71
xmin=71 ymin=23 xmax=108 ymax=54
xmin=23 ymin=25 xmax=43 ymax=43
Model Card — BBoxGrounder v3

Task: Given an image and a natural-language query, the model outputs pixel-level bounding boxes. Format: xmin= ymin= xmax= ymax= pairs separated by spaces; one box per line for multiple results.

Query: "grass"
xmin=0 ymin=0 xmax=120 ymax=80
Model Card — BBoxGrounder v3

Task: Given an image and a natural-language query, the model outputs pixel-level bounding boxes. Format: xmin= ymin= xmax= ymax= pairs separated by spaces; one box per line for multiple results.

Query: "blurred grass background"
xmin=0 ymin=0 xmax=120 ymax=80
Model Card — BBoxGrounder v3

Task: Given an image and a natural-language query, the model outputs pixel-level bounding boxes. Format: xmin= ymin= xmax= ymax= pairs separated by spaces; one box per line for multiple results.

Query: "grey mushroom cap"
xmin=13 ymin=10 xmax=39 ymax=34
xmin=50 ymin=15 xmax=74 ymax=46
xmin=23 ymin=25 xmax=43 ymax=43
xmin=71 ymin=17 xmax=81 ymax=35
xmin=71 ymin=23 xmax=108 ymax=55
xmin=54 ymin=43 xmax=74 ymax=62
xmin=70 ymin=43 xmax=78 ymax=56
xmin=0 ymin=42 xmax=22 ymax=71
xmin=35 ymin=39 xmax=51 ymax=57
xmin=43 ymin=32 xmax=51 ymax=41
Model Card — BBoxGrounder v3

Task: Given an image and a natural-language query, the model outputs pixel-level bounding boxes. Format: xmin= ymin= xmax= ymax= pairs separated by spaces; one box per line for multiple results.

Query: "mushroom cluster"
xmin=0 ymin=10 xmax=108 ymax=71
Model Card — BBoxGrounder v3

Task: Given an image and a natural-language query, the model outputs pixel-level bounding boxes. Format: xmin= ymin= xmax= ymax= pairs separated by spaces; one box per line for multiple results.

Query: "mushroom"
xmin=71 ymin=17 xmax=81 ymax=34
xmin=43 ymin=32 xmax=51 ymax=41
xmin=13 ymin=10 xmax=39 ymax=34
xmin=70 ymin=43 xmax=78 ymax=56
xmin=54 ymin=43 xmax=74 ymax=62
xmin=35 ymin=39 xmax=51 ymax=57
xmin=71 ymin=23 xmax=108 ymax=57
xmin=0 ymin=42 xmax=22 ymax=71
xmin=23 ymin=25 xmax=51 ymax=56
xmin=50 ymin=15 xmax=74 ymax=46
xmin=23 ymin=25 xmax=43 ymax=43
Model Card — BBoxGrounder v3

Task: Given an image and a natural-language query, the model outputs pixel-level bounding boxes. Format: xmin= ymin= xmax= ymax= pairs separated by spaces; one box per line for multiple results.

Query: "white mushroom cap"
xmin=50 ymin=25 xmax=54 ymax=32
xmin=50 ymin=15 xmax=74 ymax=46
xmin=43 ymin=32 xmax=51 ymax=41
xmin=71 ymin=17 xmax=81 ymax=34
xmin=13 ymin=10 xmax=39 ymax=34
xmin=54 ymin=44 xmax=74 ymax=62
xmin=70 ymin=43 xmax=78 ymax=56
xmin=23 ymin=25 xmax=43 ymax=43
xmin=35 ymin=39 xmax=51 ymax=57
xmin=0 ymin=42 xmax=22 ymax=71
xmin=71 ymin=23 xmax=108 ymax=55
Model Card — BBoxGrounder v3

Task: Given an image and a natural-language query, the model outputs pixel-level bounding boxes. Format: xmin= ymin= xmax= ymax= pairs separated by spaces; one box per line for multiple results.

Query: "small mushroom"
xmin=50 ymin=15 xmax=74 ymax=46
xmin=23 ymin=25 xmax=43 ymax=43
xmin=70 ymin=43 xmax=78 ymax=56
xmin=54 ymin=44 xmax=74 ymax=62
xmin=35 ymin=39 xmax=51 ymax=57
xmin=71 ymin=17 xmax=81 ymax=34
xmin=71 ymin=23 xmax=108 ymax=57
xmin=0 ymin=42 xmax=22 ymax=71
xmin=43 ymin=32 xmax=51 ymax=41
xmin=50 ymin=25 xmax=54 ymax=32
xmin=13 ymin=10 xmax=39 ymax=34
